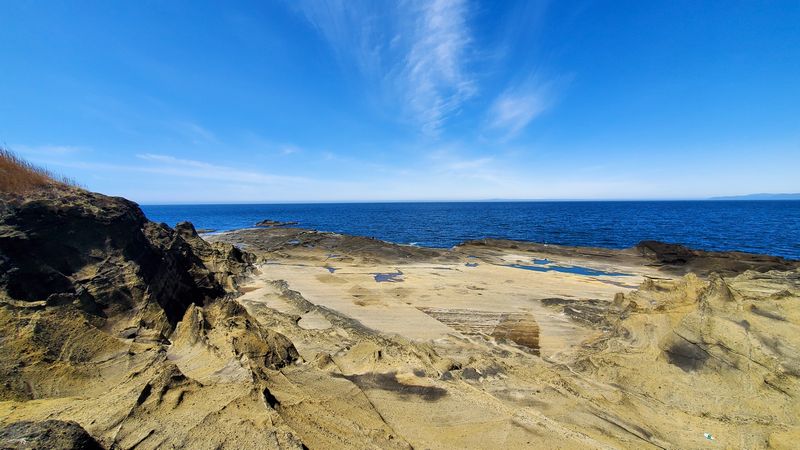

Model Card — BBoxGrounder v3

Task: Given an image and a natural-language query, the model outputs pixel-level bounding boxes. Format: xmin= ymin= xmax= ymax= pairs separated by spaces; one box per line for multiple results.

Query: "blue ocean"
xmin=140 ymin=201 xmax=800 ymax=260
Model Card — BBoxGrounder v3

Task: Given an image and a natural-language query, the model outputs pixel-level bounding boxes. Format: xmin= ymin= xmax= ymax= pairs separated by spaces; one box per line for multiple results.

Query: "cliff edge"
xmin=0 ymin=183 xmax=302 ymax=448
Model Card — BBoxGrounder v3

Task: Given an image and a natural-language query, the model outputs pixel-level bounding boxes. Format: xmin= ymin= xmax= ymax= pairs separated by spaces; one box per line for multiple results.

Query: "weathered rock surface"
xmin=0 ymin=188 xmax=228 ymax=326
xmin=0 ymin=188 xmax=269 ymax=400
xmin=211 ymin=227 xmax=457 ymax=263
xmin=255 ymin=219 xmax=299 ymax=228
xmin=636 ymin=239 xmax=799 ymax=274
xmin=0 ymin=186 xmax=304 ymax=448
xmin=0 ymin=420 xmax=103 ymax=450
xmin=567 ymin=270 xmax=800 ymax=448
xmin=458 ymin=238 xmax=799 ymax=276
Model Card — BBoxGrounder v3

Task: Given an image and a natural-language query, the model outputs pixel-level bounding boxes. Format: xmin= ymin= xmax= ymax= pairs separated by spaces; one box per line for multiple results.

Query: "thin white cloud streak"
xmin=485 ymin=77 xmax=554 ymax=140
xmin=172 ymin=121 xmax=218 ymax=145
xmin=135 ymin=153 xmax=308 ymax=184
xmin=279 ymin=145 xmax=301 ymax=155
xmin=403 ymin=0 xmax=475 ymax=135
xmin=294 ymin=0 xmax=475 ymax=135
xmin=296 ymin=0 xmax=385 ymax=76
xmin=424 ymin=148 xmax=506 ymax=183
xmin=446 ymin=157 xmax=493 ymax=171
xmin=36 ymin=153 xmax=311 ymax=187
xmin=237 ymin=132 xmax=314 ymax=157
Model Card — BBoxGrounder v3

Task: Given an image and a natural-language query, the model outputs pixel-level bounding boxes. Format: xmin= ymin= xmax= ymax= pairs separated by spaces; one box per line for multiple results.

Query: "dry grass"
xmin=0 ymin=147 xmax=76 ymax=193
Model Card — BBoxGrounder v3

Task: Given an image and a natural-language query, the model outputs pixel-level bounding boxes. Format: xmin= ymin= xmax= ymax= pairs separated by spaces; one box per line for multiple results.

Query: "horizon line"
xmin=136 ymin=197 xmax=800 ymax=206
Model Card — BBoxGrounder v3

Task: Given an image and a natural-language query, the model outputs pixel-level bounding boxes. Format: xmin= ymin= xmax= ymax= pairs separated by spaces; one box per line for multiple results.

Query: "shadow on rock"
xmin=334 ymin=372 xmax=447 ymax=401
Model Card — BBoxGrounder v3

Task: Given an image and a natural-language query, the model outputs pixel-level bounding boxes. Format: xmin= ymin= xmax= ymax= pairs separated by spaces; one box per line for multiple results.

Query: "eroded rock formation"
xmin=568 ymin=271 xmax=800 ymax=448
xmin=0 ymin=187 xmax=304 ymax=448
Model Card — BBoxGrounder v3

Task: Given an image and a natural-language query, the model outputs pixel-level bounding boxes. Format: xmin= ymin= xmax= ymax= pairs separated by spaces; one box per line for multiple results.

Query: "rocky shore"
xmin=2 ymin=186 xmax=799 ymax=449
xmin=0 ymin=187 xmax=302 ymax=448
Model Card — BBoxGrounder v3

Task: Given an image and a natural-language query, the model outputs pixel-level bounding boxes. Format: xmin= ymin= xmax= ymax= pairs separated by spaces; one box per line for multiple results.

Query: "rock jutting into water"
xmin=255 ymin=219 xmax=299 ymax=228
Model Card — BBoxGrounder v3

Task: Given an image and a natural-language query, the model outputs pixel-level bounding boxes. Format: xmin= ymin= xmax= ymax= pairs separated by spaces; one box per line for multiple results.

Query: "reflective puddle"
xmin=374 ymin=270 xmax=404 ymax=282
xmin=509 ymin=261 xmax=630 ymax=277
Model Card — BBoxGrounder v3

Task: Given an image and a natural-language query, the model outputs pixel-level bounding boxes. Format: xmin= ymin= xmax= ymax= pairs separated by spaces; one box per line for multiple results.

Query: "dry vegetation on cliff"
xmin=0 ymin=147 xmax=75 ymax=193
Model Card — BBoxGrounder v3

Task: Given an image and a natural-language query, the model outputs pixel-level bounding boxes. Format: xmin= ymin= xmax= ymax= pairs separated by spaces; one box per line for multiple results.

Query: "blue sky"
xmin=1 ymin=0 xmax=798 ymax=203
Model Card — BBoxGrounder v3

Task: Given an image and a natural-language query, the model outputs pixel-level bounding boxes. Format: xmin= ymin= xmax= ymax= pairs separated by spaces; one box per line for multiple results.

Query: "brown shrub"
xmin=0 ymin=147 xmax=75 ymax=193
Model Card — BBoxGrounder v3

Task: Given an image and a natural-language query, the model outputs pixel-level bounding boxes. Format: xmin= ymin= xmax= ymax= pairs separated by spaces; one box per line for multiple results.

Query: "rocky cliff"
xmin=0 ymin=186 xmax=302 ymax=448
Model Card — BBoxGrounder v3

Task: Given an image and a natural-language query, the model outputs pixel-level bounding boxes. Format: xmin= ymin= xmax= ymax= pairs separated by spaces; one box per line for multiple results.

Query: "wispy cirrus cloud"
xmin=485 ymin=77 xmax=558 ymax=141
xmin=294 ymin=0 xmax=475 ymax=136
xmin=445 ymin=156 xmax=493 ymax=171
xmin=425 ymin=147 xmax=507 ymax=183
xmin=278 ymin=144 xmax=301 ymax=155
xmin=172 ymin=121 xmax=218 ymax=145
xmin=135 ymin=153 xmax=308 ymax=184
xmin=402 ymin=0 xmax=475 ymax=135
xmin=33 ymin=153 xmax=309 ymax=186
xmin=295 ymin=0 xmax=386 ymax=76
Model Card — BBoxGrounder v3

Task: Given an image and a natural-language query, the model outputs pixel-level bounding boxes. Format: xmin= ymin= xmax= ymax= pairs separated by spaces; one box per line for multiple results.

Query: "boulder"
xmin=0 ymin=420 xmax=103 ymax=450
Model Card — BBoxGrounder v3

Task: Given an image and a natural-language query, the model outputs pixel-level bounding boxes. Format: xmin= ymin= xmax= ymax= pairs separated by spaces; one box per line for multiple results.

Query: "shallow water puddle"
xmin=374 ymin=270 xmax=404 ymax=282
xmin=508 ymin=262 xmax=631 ymax=277
xmin=465 ymin=262 xmax=479 ymax=267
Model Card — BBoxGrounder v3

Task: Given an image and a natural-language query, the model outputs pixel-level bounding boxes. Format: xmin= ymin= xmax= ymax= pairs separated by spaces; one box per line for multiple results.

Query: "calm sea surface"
xmin=140 ymin=201 xmax=800 ymax=259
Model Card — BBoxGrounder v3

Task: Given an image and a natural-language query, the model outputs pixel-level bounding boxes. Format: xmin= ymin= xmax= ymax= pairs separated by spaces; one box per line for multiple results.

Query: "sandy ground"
xmin=208 ymin=230 xmax=800 ymax=449
xmin=240 ymin=249 xmax=659 ymax=358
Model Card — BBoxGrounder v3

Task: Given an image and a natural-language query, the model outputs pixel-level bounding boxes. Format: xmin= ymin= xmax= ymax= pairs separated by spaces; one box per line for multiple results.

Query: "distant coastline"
xmin=710 ymin=193 xmax=800 ymax=201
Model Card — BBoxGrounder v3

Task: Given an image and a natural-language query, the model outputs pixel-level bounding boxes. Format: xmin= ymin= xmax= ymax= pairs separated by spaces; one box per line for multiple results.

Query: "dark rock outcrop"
xmin=637 ymin=240 xmax=799 ymax=275
xmin=0 ymin=420 xmax=104 ymax=450
xmin=0 ymin=187 xmax=227 ymax=326
xmin=0 ymin=186 xmax=296 ymax=402
xmin=174 ymin=221 xmax=255 ymax=292
xmin=457 ymin=238 xmax=799 ymax=277
xmin=255 ymin=219 xmax=298 ymax=228
xmin=208 ymin=227 xmax=457 ymax=264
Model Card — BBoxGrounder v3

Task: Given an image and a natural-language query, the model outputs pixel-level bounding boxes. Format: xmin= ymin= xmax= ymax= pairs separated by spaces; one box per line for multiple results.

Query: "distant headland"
xmin=710 ymin=193 xmax=800 ymax=200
